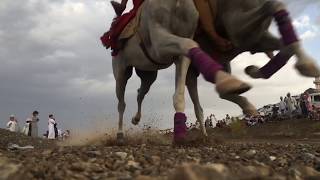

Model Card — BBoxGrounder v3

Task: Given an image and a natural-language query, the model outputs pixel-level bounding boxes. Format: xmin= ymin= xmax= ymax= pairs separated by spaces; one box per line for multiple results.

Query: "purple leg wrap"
xmin=174 ymin=112 xmax=187 ymax=142
xmin=259 ymin=52 xmax=291 ymax=79
xmin=258 ymin=10 xmax=298 ymax=78
xmin=188 ymin=48 xmax=223 ymax=83
xmin=274 ymin=10 xmax=298 ymax=45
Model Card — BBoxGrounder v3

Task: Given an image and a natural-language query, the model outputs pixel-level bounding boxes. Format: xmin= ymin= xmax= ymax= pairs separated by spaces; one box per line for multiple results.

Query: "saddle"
xmin=100 ymin=0 xmax=218 ymax=57
xmin=100 ymin=0 xmax=144 ymax=56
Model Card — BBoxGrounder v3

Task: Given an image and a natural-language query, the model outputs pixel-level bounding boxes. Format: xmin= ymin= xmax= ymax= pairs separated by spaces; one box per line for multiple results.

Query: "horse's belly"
xmin=122 ymin=35 xmax=175 ymax=71
xmin=126 ymin=52 xmax=173 ymax=71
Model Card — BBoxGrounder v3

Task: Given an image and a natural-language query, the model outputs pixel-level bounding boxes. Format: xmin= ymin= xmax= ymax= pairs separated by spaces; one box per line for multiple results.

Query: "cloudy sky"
xmin=0 ymin=0 xmax=319 ymax=134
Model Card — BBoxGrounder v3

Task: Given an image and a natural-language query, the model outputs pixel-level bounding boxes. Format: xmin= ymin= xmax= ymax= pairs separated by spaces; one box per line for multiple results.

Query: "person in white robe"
xmin=6 ymin=115 xmax=19 ymax=132
xmin=26 ymin=111 xmax=39 ymax=137
xmin=48 ymin=114 xmax=56 ymax=139
xmin=279 ymin=96 xmax=286 ymax=116
xmin=285 ymin=93 xmax=295 ymax=118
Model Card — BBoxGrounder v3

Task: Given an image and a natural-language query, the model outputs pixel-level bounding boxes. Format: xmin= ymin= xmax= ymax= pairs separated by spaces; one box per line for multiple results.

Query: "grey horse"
xmin=106 ymin=0 xmax=319 ymax=143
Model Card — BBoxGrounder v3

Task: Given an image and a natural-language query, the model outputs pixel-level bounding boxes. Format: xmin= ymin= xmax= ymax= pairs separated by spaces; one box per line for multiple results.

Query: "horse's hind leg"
xmin=113 ymin=60 xmax=133 ymax=143
xmin=220 ymin=94 xmax=258 ymax=116
xmin=132 ymin=69 xmax=158 ymax=125
xmin=261 ymin=1 xmax=320 ymax=78
xmin=186 ymin=67 xmax=207 ymax=137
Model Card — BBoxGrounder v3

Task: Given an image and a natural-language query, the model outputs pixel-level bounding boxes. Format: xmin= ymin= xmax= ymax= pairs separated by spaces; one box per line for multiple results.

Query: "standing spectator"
xmin=6 ymin=115 xmax=19 ymax=132
xmin=272 ymin=105 xmax=279 ymax=119
xmin=285 ymin=93 xmax=295 ymax=118
xmin=279 ymin=96 xmax=286 ymax=116
xmin=205 ymin=117 xmax=210 ymax=128
xmin=300 ymin=94 xmax=308 ymax=117
xmin=305 ymin=93 xmax=312 ymax=115
xmin=48 ymin=114 xmax=56 ymax=140
xmin=225 ymin=114 xmax=231 ymax=123
xmin=26 ymin=111 xmax=40 ymax=137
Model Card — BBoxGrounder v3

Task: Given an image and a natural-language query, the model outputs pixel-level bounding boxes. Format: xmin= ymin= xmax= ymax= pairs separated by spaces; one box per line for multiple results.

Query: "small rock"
xmin=115 ymin=152 xmax=127 ymax=160
xmin=41 ymin=150 xmax=53 ymax=156
xmin=278 ymin=158 xmax=288 ymax=167
xmin=177 ymin=149 xmax=186 ymax=154
xmin=169 ymin=163 xmax=232 ymax=180
xmin=87 ymin=150 xmax=102 ymax=157
xmin=70 ymin=162 xmax=86 ymax=172
xmin=151 ymin=156 xmax=161 ymax=165
xmin=112 ymin=160 xmax=125 ymax=170
xmin=269 ymin=156 xmax=276 ymax=161
xmin=127 ymin=155 xmax=135 ymax=161
xmin=141 ymin=144 xmax=146 ymax=148
xmin=246 ymin=150 xmax=257 ymax=158
xmin=303 ymin=153 xmax=316 ymax=161
xmin=241 ymin=165 xmax=271 ymax=177
xmin=206 ymin=163 xmax=229 ymax=174
xmin=127 ymin=160 xmax=141 ymax=171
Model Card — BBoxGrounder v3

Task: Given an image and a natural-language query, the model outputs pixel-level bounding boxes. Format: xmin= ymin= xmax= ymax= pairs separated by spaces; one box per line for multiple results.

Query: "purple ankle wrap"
xmin=274 ymin=10 xmax=298 ymax=45
xmin=259 ymin=52 xmax=291 ymax=78
xmin=188 ymin=48 xmax=223 ymax=83
xmin=174 ymin=112 xmax=187 ymax=141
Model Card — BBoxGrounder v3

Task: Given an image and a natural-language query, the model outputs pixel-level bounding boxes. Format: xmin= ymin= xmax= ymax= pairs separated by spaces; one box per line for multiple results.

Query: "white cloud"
xmin=293 ymin=15 xmax=319 ymax=40
xmin=293 ymin=15 xmax=311 ymax=28
xmin=301 ymin=30 xmax=317 ymax=40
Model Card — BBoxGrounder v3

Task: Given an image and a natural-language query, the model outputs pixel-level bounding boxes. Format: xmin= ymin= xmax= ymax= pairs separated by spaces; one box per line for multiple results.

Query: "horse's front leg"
xmin=112 ymin=59 xmax=133 ymax=144
xmin=173 ymin=57 xmax=190 ymax=143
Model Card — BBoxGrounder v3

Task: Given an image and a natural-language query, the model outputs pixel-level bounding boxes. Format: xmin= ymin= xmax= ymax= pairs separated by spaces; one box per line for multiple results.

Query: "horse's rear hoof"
xmin=245 ymin=65 xmax=263 ymax=79
xmin=216 ymin=72 xmax=251 ymax=96
xmin=216 ymin=80 xmax=251 ymax=96
xmin=131 ymin=117 xmax=140 ymax=125
xmin=295 ymin=60 xmax=320 ymax=77
xmin=116 ymin=132 xmax=125 ymax=145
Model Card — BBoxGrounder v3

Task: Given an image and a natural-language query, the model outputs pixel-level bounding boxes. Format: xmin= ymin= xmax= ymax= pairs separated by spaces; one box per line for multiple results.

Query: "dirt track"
xmin=1 ymin=118 xmax=320 ymax=180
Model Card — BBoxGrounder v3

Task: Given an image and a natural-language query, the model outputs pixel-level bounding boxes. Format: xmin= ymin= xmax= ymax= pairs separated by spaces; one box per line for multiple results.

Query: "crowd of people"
xmin=274 ymin=92 xmax=317 ymax=120
xmin=5 ymin=111 xmax=70 ymax=140
xmin=242 ymin=92 xmax=319 ymax=127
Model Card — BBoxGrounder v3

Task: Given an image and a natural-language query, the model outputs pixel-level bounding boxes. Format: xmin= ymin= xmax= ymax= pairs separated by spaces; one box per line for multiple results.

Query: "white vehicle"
xmin=309 ymin=93 xmax=320 ymax=107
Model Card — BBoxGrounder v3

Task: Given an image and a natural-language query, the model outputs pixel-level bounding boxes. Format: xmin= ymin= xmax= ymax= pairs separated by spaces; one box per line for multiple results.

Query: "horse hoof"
xmin=295 ymin=60 xmax=320 ymax=77
xmin=116 ymin=132 xmax=125 ymax=145
xmin=243 ymin=108 xmax=259 ymax=116
xmin=216 ymin=74 xmax=251 ymax=96
xmin=245 ymin=65 xmax=263 ymax=79
xmin=131 ymin=117 xmax=140 ymax=125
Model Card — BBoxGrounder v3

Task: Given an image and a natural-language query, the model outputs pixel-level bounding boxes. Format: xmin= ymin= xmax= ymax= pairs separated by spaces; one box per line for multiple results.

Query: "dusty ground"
xmin=1 ymin=118 xmax=320 ymax=180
